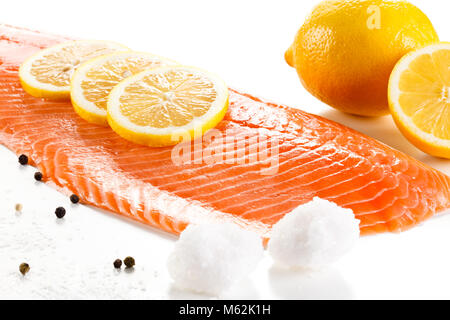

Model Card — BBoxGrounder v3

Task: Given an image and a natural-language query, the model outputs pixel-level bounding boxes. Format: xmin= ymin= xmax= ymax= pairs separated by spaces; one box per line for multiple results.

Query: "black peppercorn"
xmin=124 ymin=256 xmax=135 ymax=268
xmin=34 ymin=172 xmax=43 ymax=181
xmin=113 ymin=259 xmax=122 ymax=269
xmin=55 ymin=206 xmax=66 ymax=219
xmin=18 ymin=154 xmax=28 ymax=165
xmin=70 ymin=194 xmax=79 ymax=204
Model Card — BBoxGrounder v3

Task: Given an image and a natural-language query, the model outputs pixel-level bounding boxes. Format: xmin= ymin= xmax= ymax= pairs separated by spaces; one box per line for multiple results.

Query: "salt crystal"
xmin=167 ymin=223 xmax=264 ymax=295
xmin=268 ymin=197 xmax=360 ymax=269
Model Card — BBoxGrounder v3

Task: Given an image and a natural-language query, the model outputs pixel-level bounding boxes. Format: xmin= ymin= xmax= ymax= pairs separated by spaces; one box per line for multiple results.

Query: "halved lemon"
xmin=107 ymin=66 xmax=229 ymax=147
xmin=19 ymin=40 xmax=128 ymax=100
xmin=71 ymin=51 xmax=177 ymax=126
xmin=389 ymin=42 xmax=450 ymax=159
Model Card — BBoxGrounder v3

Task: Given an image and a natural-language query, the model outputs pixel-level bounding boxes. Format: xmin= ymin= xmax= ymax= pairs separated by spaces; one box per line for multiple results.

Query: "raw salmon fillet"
xmin=1 ymin=24 xmax=449 ymax=238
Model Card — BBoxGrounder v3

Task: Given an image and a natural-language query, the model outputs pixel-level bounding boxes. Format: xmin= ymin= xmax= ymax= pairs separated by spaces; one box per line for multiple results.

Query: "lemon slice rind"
xmin=107 ymin=66 xmax=229 ymax=147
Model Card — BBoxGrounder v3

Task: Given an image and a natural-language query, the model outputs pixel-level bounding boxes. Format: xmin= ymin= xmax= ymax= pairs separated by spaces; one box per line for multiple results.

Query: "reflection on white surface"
xmin=269 ymin=266 xmax=353 ymax=300
xmin=168 ymin=285 xmax=214 ymax=300
xmin=168 ymin=277 xmax=261 ymax=300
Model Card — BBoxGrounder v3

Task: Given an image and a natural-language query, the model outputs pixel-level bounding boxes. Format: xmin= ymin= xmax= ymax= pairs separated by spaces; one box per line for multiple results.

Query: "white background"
xmin=0 ymin=0 xmax=449 ymax=299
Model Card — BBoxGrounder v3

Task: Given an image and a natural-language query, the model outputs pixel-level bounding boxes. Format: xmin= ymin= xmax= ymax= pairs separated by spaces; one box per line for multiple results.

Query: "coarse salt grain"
xmin=167 ymin=223 xmax=264 ymax=295
xmin=268 ymin=197 xmax=360 ymax=269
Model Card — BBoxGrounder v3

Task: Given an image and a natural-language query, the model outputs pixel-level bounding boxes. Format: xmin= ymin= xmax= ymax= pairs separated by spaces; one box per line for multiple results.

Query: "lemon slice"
xmin=389 ymin=42 xmax=450 ymax=159
xmin=19 ymin=40 xmax=128 ymax=100
xmin=71 ymin=52 xmax=177 ymax=126
xmin=107 ymin=66 xmax=229 ymax=147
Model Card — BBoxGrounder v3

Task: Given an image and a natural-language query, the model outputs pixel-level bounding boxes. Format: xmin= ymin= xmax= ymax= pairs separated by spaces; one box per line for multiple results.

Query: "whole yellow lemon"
xmin=285 ymin=0 xmax=439 ymax=117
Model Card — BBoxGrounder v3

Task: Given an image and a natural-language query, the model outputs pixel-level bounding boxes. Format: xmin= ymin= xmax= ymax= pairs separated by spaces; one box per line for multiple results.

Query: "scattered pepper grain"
xmin=55 ymin=206 xmax=66 ymax=219
xmin=113 ymin=259 xmax=122 ymax=269
xmin=34 ymin=172 xmax=43 ymax=181
xmin=18 ymin=154 xmax=28 ymax=165
xmin=19 ymin=263 xmax=30 ymax=276
xmin=124 ymin=256 xmax=135 ymax=268
xmin=70 ymin=194 xmax=80 ymax=204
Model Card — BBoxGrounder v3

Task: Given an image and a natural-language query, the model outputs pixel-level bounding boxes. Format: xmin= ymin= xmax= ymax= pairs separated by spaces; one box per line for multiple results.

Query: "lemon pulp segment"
xmin=389 ymin=43 xmax=450 ymax=158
